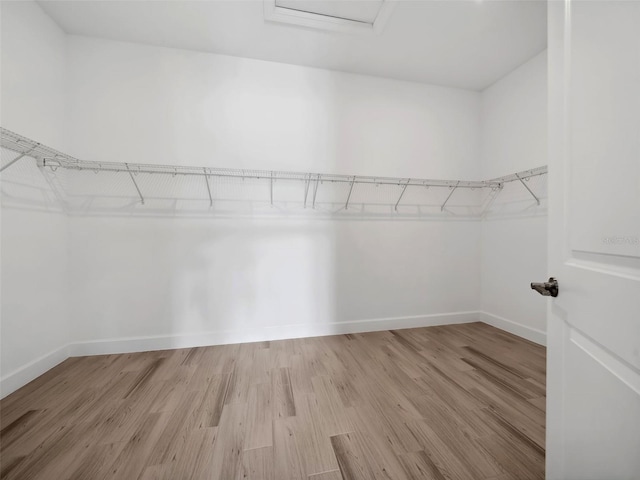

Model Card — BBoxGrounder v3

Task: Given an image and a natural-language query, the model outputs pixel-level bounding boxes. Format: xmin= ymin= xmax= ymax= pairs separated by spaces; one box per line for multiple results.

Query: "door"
xmin=546 ymin=1 xmax=640 ymax=479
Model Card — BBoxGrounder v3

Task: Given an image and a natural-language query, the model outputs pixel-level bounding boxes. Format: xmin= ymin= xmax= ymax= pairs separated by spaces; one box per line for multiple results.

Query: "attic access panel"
xmin=264 ymin=0 xmax=396 ymax=34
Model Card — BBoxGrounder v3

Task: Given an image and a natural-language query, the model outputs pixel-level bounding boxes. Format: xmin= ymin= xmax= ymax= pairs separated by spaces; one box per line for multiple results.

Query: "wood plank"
xmin=397 ymin=450 xmax=447 ymax=480
xmin=272 ymin=367 xmax=296 ymax=419
xmin=308 ymin=470 xmax=343 ymax=480
xmin=208 ymin=402 xmax=246 ymax=480
xmin=287 ymin=394 xmax=341 ymax=476
xmin=0 ymin=323 xmax=545 ymax=480
xmin=244 ymin=382 xmax=273 ymax=450
xmin=404 ymin=419 xmax=477 ymax=480
xmin=67 ymin=442 xmax=127 ymax=480
xmin=273 ymin=417 xmax=306 ymax=480
xmin=156 ymin=426 xmax=218 ymax=480
xmin=330 ymin=432 xmax=376 ymax=480
xmin=101 ymin=411 xmax=166 ymax=480
xmin=240 ymin=446 xmax=274 ymax=480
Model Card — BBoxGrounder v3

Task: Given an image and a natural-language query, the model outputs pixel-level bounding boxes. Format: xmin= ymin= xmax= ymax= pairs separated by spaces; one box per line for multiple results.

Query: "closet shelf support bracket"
xmin=204 ymin=168 xmax=213 ymax=207
xmin=515 ymin=172 xmax=540 ymax=205
xmin=303 ymin=173 xmax=311 ymax=208
xmin=312 ymin=174 xmax=320 ymax=209
xmin=345 ymin=176 xmax=356 ymax=210
xmin=481 ymin=183 xmax=504 ymax=217
xmin=270 ymin=171 xmax=274 ymax=206
xmin=125 ymin=163 xmax=145 ymax=205
xmin=394 ymin=179 xmax=410 ymax=212
xmin=0 ymin=145 xmax=38 ymax=173
xmin=440 ymin=181 xmax=460 ymax=211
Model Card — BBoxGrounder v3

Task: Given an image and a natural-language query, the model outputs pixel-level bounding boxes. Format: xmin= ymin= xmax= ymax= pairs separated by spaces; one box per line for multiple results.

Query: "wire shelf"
xmin=1 ymin=127 xmax=547 ymax=218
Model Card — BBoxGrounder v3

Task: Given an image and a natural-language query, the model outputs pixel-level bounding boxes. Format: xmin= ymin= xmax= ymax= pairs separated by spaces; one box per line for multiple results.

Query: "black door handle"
xmin=531 ymin=277 xmax=559 ymax=297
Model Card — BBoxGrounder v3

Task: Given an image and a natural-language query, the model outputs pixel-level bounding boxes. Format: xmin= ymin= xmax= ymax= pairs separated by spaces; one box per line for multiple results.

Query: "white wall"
xmin=0 ymin=1 xmax=67 ymax=150
xmin=63 ymin=36 xmax=482 ymax=352
xmin=66 ymin=36 xmax=481 ymax=180
xmin=480 ymin=50 xmax=548 ymax=344
xmin=68 ymin=217 xmax=479 ymax=352
xmin=0 ymin=1 xmax=70 ymax=396
xmin=1 ymin=2 xmax=549 ymax=397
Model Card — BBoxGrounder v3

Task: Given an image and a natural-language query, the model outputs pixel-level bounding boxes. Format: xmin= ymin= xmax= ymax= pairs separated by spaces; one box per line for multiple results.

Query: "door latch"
xmin=531 ymin=277 xmax=559 ymax=297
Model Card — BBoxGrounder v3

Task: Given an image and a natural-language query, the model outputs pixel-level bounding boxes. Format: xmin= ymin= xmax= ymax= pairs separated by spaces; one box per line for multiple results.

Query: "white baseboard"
xmin=1 ymin=312 xmax=476 ymax=398
xmin=68 ymin=311 xmax=479 ymax=357
xmin=0 ymin=344 xmax=69 ymax=399
xmin=479 ymin=311 xmax=546 ymax=346
xmin=4 ymin=310 xmax=547 ymax=399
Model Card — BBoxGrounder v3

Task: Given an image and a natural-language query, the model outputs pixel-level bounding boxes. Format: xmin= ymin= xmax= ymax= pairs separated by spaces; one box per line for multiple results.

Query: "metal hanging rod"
xmin=36 ymin=158 xmax=488 ymax=188
xmin=485 ymin=166 xmax=548 ymax=184
xmin=1 ymin=127 xmax=547 ymax=200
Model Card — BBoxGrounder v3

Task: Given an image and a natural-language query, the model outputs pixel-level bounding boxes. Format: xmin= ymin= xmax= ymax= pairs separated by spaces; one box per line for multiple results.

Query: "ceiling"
xmin=38 ymin=0 xmax=547 ymax=91
xmin=274 ymin=0 xmax=385 ymax=24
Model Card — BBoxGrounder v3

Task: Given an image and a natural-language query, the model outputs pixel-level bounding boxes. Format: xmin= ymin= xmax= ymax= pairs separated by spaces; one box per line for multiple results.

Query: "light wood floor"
xmin=0 ymin=322 xmax=546 ymax=480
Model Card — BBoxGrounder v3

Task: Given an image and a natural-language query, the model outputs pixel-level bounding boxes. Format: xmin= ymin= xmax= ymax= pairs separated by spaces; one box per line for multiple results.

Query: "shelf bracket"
xmin=303 ymin=173 xmax=311 ymax=208
xmin=203 ymin=168 xmax=213 ymax=207
xmin=270 ymin=171 xmax=274 ymax=206
xmin=481 ymin=183 xmax=504 ymax=217
xmin=394 ymin=179 xmax=410 ymax=211
xmin=515 ymin=173 xmax=540 ymax=205
xmin=125 ymin=163 xmax=145 ymax=205
xmin=345 ymin=176 xmax=356 ymax=210
xmin=312 ymin=174 xmax=320 ymax=209
xmin=440 ymin=181 xmax=460 ymax=212
xmin=0 ymin=145 xmax=38 ymax=173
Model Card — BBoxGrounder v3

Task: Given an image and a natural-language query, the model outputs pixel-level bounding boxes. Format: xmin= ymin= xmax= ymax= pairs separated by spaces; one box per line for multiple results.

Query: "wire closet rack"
xmin=0 ymin=127 xmax=547 ymax=218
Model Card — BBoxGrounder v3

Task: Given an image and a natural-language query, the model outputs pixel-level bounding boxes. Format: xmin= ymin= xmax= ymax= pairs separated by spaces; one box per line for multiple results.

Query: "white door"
xmin=546 ymin=1 xmax=640 ymax=479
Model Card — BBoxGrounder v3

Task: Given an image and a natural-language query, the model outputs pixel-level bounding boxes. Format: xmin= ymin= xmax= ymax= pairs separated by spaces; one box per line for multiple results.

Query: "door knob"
xmin=531 ymin=277 xmax=559 ymax=297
